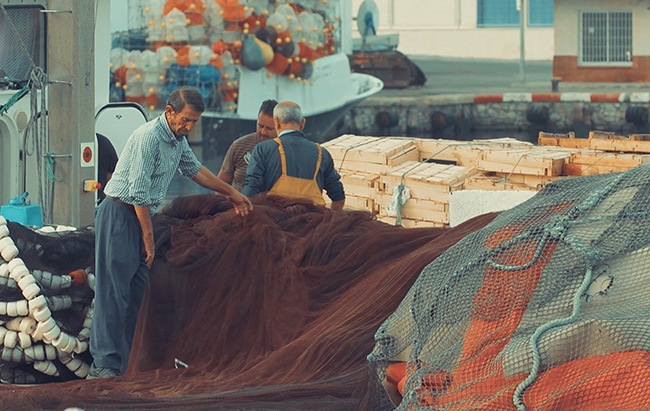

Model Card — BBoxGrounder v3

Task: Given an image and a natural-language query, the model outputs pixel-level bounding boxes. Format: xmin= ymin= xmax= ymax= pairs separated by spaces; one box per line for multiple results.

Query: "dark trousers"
xmin=90 ymin=198 xmax=150 ymax=373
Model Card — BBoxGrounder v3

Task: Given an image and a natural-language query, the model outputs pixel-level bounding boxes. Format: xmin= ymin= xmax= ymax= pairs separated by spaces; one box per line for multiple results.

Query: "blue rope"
xmin=0 ymin=86 xmax=28 ymax=116
xmin=45 ymin=152 xmax=56 ymax=182
xmin=513 ymin=266 xmax=594 ymax=410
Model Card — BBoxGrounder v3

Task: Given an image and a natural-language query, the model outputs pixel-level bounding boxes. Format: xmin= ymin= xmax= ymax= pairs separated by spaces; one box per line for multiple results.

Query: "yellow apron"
xmin=267 ymin=138 xmax=326 ymax=205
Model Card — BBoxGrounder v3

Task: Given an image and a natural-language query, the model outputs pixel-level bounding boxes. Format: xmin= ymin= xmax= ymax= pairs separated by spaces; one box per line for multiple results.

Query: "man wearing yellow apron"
xmin=241 ymin=101 xmax=345 ymax=210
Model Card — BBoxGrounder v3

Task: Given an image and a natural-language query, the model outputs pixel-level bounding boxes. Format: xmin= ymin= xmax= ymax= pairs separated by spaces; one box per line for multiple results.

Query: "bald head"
xmin=273 ymin=101 xmax=305 ymax=132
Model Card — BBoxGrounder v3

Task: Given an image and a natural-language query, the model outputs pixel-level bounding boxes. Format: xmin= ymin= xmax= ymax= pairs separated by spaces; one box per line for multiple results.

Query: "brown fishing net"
xmin=0 ymin=194 xmax=496 ymax=410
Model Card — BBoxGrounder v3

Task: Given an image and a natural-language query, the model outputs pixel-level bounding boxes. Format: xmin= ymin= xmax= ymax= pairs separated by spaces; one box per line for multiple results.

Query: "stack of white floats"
xmin=0 ymin=216 xmax=95 ymax=382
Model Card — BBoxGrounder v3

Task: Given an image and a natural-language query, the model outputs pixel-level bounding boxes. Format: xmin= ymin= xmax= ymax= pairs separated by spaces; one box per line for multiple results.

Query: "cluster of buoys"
xmin=110 ymin=0 xmax=340 ymax=111
xmin=0 ymin=216 xmax=95 ymax=384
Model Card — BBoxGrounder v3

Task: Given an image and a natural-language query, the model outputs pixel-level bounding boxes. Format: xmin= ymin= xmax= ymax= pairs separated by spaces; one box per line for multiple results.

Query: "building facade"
xmin=553 ymin=0 xmax=650 ymax=82
xmin=351 ymin=0 xmax=555 ymax=60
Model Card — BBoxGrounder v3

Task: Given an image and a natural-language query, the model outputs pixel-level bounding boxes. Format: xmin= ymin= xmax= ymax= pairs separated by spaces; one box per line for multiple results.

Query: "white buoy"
xmin=16 ymin=300 xmax=29 ymax=316
xmin=7 ymin=257 xmax=25 ymax=272
xmin=74 ymin=339 xmax=88 ymax=354
xmin=19 ymin=317 xmax=37 ymax=334
xmin=31 ymin=323 xmax=44 ymax=341
xmin=0 ymin=244 xmax=19 ymax=261
xmin=28 ymin=295 xmax=47 ymax=312
xmin=4 ymin=330 xmax=18 ymax=349
xmin=73 ymin=361 xmax=90 ymax=378
xmin=0 ymin=236 xmax=18 ymax=261
xmin=47 ymin=295 xmax=72 ymax=311
xmin=36 ymin=317 xmax=56 ymax=333
xmin=32 ymin=306 xmax=52 ymax=323
xmin=6 ymin=301 xmax=18 ymax=317
xmin=33 ymin=306 xmax=52 ymax=323
xmin=22 ymin=283 xmax=41 ymax=300
xmin=52 ymin=332 xmax=70 ymax=351
xmin=5 ymin=317 xmax=22 ymax=331
xmin=42 ymin=324 xmax=61 ymax=342
xmin=17 ymin=274 xmax=35 ymax=289
xmin=18 ymin=331 xmax=32 ymax=348
xmin=62 ymin=333 xmax=77 ymax=353
xmin=34 ymin=360 xmax=59 ymax=376
xmin=78 ymin=327 xmax=91 ymax=340
xmin=44 ymin=344 xmax=56 ymax=360
xmin=0 ymin=263 xmax=8 ymax=277
xmin=0 ymin=224 xmax=9 ymax=239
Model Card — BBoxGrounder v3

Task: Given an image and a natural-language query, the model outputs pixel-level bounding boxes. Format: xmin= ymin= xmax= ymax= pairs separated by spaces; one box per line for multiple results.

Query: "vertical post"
xmin=47 ymin=0 xmax=96 ymax=227
xmin=519 ymin=0 xmax=526 ymax=83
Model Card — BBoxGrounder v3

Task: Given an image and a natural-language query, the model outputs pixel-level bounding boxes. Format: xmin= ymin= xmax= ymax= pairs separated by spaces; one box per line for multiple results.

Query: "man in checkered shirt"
xmin=87 ymin=87 xmax=253 ymax=379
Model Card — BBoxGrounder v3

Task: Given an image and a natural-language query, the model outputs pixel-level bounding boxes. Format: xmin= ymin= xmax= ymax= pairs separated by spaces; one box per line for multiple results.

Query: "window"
xmin=528 ymin=0 xmax=553 ymax=27
xmin=478 ymin=0 xmax=554 ymax=28
xmin=478 ymin=0 xmax=519 ymax=27
xmin=580 ymin=11 xmax=632 ymax=65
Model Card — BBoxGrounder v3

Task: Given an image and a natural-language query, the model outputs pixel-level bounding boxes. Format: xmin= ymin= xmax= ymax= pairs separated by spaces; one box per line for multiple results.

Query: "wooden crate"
xmin=323 ymin=135 xmax=417 ymax=166
xmin=375 ymin=194 xmax=450 ymax=224
xmin=417 ymin=138 xmax=537 ymax=168
xmin=379 ymin=161 xmax=473 ymax=202
xmin=539 ymin=130 xmax=650 ymax=154
xmin=416 ymin=139 xmax=484 ymax=167
xmin=337 ymin=170 xmax=379 ymax=198
xmin=477 ymin=148 xmax=569 ymax=177
xmin=464 ymin=174 xmax=538 ymax=191
xmin=323 ymin=193 xmax=374 ymax=212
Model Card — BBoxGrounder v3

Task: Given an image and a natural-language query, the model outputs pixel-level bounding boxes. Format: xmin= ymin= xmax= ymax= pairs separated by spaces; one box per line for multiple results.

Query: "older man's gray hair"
xmin=273 ymin=101 xmax=303 ymax=125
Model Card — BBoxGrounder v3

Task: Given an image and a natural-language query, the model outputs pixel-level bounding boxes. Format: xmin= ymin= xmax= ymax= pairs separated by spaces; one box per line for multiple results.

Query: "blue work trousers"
xmin=90 ymin=198 xmax=150 ymax=373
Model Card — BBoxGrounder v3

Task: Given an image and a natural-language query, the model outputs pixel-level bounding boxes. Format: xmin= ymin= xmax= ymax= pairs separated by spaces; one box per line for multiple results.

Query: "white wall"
xmin=352 ymin=0 xmax=554 ymax=60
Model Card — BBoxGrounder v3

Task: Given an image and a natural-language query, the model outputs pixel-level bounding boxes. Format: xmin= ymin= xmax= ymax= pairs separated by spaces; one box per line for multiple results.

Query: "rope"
xmin=490 ymin=152 xmax=527 ymax=189
xmin=23 ymin=67 xmax=51 ymax=224
xmin=336 ymin=138 xmax=380 ymax=173
xmin=512 ymin=265 xmax=594 ymax=410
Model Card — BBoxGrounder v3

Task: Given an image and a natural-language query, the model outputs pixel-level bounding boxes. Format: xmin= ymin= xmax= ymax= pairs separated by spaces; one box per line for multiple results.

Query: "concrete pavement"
xmin=375 ymin=56 xmax=650 ymax=98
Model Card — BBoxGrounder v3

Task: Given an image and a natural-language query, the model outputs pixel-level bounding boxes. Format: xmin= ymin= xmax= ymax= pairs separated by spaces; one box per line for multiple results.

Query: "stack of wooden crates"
xmin=321 ymin=132 xmax=650 ymax=228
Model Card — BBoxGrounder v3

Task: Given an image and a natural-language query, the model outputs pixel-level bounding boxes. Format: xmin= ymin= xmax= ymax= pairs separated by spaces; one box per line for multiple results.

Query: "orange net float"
xmin=216 ymin=0 xmax=246 ymax=22
xmin=163 ymin=0 xmax=205 ymax=25
xmin=67 ymin=269 xmax=87 ymax=287
xmin=175 ymin=46 xmax=192 ymax=66
xmin=265 ymin=52 xmax=289 ymax=75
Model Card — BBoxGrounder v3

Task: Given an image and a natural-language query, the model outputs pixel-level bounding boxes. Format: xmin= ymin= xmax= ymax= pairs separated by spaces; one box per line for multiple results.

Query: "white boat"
xmin=107 ymin=0 xmax=383 ymax=156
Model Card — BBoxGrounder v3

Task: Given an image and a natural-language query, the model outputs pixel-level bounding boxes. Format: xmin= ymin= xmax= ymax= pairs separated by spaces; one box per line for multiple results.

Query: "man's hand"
xmin=227 ymin=191 xmax=253 ymax=216
xmin=142 ymin=233 xmax=155 ymax=267
xmin=134 ymin=205 xmax=155 ymax=267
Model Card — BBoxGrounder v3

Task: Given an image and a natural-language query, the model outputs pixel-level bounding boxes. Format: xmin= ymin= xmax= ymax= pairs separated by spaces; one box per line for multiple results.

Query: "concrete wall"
xmin=341 ymin=93 xmax=650 ymax=142
xmin=352 ymin=0 xmax=554 ymax=60
xmin=554 ymin=0 xmax=650 ymax=82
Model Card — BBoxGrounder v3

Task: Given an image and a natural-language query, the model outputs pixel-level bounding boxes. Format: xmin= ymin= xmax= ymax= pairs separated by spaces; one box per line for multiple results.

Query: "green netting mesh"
xmin=369 ymin=165 xmax=650 ymax=410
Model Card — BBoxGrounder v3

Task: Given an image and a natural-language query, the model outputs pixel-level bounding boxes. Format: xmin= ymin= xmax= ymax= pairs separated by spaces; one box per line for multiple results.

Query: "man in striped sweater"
xmin=218 ymin=99 xmax=278 ymax=191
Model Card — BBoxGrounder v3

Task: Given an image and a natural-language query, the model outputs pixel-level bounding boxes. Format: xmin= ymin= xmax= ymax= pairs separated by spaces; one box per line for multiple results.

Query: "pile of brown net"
xmin=0 ymin=194 xmax=496 ymax=410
